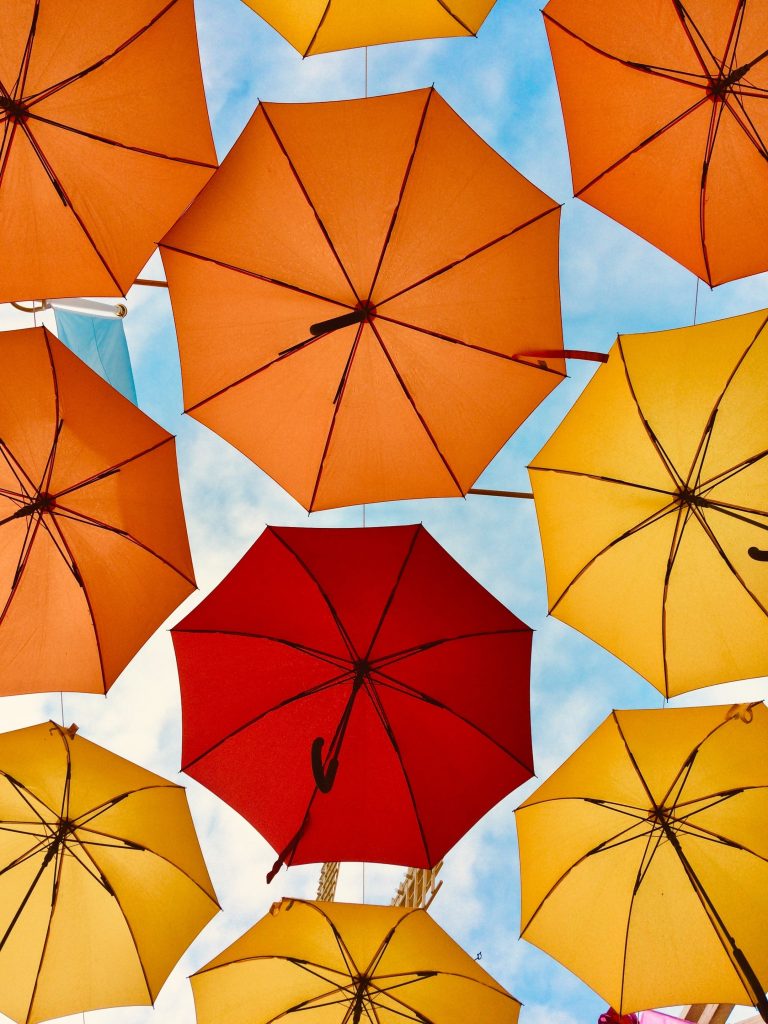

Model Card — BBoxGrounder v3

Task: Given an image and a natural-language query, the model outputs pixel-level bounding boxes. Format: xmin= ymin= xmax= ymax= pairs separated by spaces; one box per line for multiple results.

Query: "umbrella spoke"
xmin=373 ymin=312 xmax=565 ymax=378
xmin=369 ymin=663 xmax=533 ymax=770
xmin=371 ymin=626 xmax=529 ymax=670
xmin=364 ymin=527 xmax=420 ymax=661
xmin=25 ymin=111 xmax=217 ymax=169
xmin=698 ymin=86 xmax=730 ymax=285
xmin=366 ymin=89 xmax=434 ymax=302
xmin=688 ymin=502 xmax=768 ymax=615
xmin=260 ymin=105 xmax=359 ymax=303
xmin=368 ymin=321 xmax=464 ymax=497
xmin=531 ymin=464 xmax=677 ymax=498
xmin=375 ymin=204 xmax=561 ymax=310
xmin=12 ymin=0 xmax=40 ymax=101
xmin=660 ymin=502 xmax=694 ymax=698
xmin=0 ymin=440 xmax=37 ymax=498
xmin=23 ymin=0 xmax=180 ymax=107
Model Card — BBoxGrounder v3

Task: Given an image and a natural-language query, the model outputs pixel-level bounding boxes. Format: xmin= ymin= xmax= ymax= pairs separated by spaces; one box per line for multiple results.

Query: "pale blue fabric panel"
xmin=53 ymin=309 xmax=138 ymax=404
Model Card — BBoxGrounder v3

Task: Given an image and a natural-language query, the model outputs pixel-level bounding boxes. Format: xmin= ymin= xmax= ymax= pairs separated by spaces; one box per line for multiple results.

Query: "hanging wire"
xmin=59 ymin=691 xmax=64 ymax=726
xmin=693 ymin=276 xmax=700 ymax=325
xmin=364 ymin=46 xmax=368 ymax=98
xmin=362 ymin=504 xmax=366 ymax=527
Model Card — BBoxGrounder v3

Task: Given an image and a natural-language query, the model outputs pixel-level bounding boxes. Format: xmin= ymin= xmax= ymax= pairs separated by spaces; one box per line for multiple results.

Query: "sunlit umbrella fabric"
xmin=161 ymin=87 xmax=563 ymax=511
xmin=0 ymin=721 xmax=219 ymax=1024
xmin=172 ymin=524 xmax=533 ymax=872
xmin=516 ymin=703 xmax=768 ymax=1018
xmin=544 ymin=0 xmax=768 ymax=285
xmin=239 ymin=0 xmax=498 ymax=56
xmin=192 ymin=897 xmax=521 ymax=1024
xmin=0 ymin=0 xmax=216 ymax=301
xmin=529 ymin=308 xmax=768 ymax=698
xmin=0 ymin=326 xmax=195 ymax=695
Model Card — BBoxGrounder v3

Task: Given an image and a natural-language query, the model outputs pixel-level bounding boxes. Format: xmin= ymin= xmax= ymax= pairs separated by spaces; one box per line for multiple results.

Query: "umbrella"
xmin=0 ymin=720 xmax=219 ymax=1024
xmin=516 ymin=703 xmax=768 ymax=1020
xmin=191 ymin=897 xmax=521 ymax=1024
xmin=172 ymin=524 xmax=533 ymax=876
xmin=238 ymin=0 xmax=498 ymax=56
xmin=0 ymin=0 xmax=216 ymax=301
xmin=528 ymin=308 xmax=768 ymax=698
xmin=160 ymin=87 xmax=563 ymax=511
xmin=543 ymin=0 xmax=768 ymax=285
xmin=0 ymin=325 xmax=196 ymax=696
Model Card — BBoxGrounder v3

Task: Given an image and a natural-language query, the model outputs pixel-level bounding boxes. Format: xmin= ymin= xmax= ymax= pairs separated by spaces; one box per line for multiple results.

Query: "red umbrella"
xmin=172 ymin=525 xmax=533 ymax=877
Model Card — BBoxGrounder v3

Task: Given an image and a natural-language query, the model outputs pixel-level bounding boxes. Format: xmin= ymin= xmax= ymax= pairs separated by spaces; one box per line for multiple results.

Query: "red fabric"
xmin=173 ymin=524 xmax=533 ymax=869
xmin=599 ymin=1009 xmax=640 ymax=1024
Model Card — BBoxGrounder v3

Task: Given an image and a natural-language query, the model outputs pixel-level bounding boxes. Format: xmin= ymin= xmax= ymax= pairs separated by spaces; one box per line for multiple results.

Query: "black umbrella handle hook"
xmin=311 ymin=736 xmax=339 ymax=794
xmin=748 ymin=546 xmax=768 ymax=561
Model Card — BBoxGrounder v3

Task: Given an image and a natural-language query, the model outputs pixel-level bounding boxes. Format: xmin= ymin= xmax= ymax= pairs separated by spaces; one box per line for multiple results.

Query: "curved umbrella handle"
xmin=748 ymin=546 xmax=768 ymax=561
xmin=311 ymin=737 xmax=339 ymax=794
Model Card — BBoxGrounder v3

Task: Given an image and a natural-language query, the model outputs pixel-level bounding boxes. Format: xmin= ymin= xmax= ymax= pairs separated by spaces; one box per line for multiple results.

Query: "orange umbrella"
xmin=544 ymin=0 xmax=768 ymax=286
xmin=161 ymin=87 xmax=564 ymax=511
xmin=239 ymin=1 xmax=498 ymax=56
xmin=0 ymin=0 xmax=216 ymax=302
xmin=0 ymin=326 xmax=195 ymax=696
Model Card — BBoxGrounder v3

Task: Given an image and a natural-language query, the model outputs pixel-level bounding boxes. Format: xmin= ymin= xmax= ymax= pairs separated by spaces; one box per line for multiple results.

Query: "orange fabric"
xmin=161 ymin=88 xmax=563 ymax=511
xmin=0 ymin=0 xmax=216 ymax=301
xmin=0 ymin=326 xmax=195 ymax=696
xmin=544 ymin=0 xmax=768 ymax=285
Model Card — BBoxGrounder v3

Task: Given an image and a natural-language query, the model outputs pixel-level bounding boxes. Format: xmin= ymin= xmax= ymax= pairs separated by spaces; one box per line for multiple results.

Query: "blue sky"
xmin=1 ymin=2 xmax=767 ymax=1023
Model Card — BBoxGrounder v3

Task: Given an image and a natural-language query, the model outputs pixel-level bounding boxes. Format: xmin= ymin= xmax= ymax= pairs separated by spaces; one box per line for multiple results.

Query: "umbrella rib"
xmin=543 ymin=10 xmax=710 ymax=89
xmin=0 ymin=110 xmax=20 ymax=190
xmin=2 ymin=774 xmax=57 ymax=828
xmin=22 ymin=0 xmax=181 ymax=107
xmin=70 ymin=784 xmax=176 ymax=830
xmin=370 ymin=664 xmax=533 ymax=771
xmin=548 ymin=498 xmax=679 ymax=616
xmin=25 ymin=111 xmax=217 ymax=168
xmin=698 ymin=84 xmax=729 ymax=285
xmin=616 ymin=339 xmax=685 ymax=488
xmin=660 ymin=501 xmax=694 ymax=699
xmin=69 ymin=836 xmax=155 ymax=1002
xmin=574 ymin=93 xmax=712 ymax=199
xmin=619 ymin=823 xmax=669 ymax=1013
xmin=671 ymin=0 xmax=722 ymax=76
xmin=363 ymin=680 xmax=433 ymax=865
xmin=529 ymin=464 xmax=677 ymax=499
xmin=688 ymin=503 xmax=768 ymax=616
xmin=0 ymin=440 xmax=38 ymax=497
xmin=181 ymin=666 xmax=354 ymax=773
xmin=302 ymin=900 xmax=360 ymax=977
xmin=53 ymin=435 xmax=175 ymax=500
xmin=371 ymin=626 xmax=531 ymax=669
xmin=19 ymin=121 xmax=124 ymax=293
xmin=174 ymin=627 xmax=350 ymax=671
xmin=375 ymin=203 xmax=561 ymax=309
xmin=12 ymin=0 xmax=40 ymax=101
xmin=0 ymin=514 xmax=45 ymax=630
xmin=435 ymin=0 xmax=476 ymax=35
xmin=364 ymin=526 xmax=420 ymax=660
xmin=374 ymin=312 xmax=566 ymax=379
xmin=260 ymin=104 xmax=359 ymax=303
xmin=724 ymin=85 xmax=768 ymax=161
xmin=270 ymin=528 xmax=358 ymax=660
xmin=307 ymin=321 xmax=366 ymax=511
xmin=368 ymin=321 xmax=464 ymax=496
xmin=366 ymin=87 xmax=434 ymax=302
xmin=519 ymin=806 xmax=658 ymax=935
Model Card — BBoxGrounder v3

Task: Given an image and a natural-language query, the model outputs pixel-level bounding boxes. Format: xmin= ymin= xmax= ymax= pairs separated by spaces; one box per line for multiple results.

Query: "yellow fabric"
xmin=529 ymin=309 xmax=768 ymax=696
xmin=193 ymin=899 xmax=520 ymax=1024
xmin=516 ymin=704 xmax=768 ymax=1013
xmin=0 ymin=722 xmax=218 ymax=1024
xmin=240 ymin=1 xmax=496 ymax=55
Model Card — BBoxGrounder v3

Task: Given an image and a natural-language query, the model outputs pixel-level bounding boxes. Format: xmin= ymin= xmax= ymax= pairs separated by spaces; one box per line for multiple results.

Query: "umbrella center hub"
xmin=352 ymin=659 xmax=372 ymax=683
xmin=0 ymin=95 xmax=28 ymax=120
xmin=676 ymin=485 xmax=709 ymax=509
xmin=15 ymin=492 xmax=56 ymax=518
xmin=707 ymin=66 xmax=746 ymax=99
xmin=354 ymin=300 xmax=377 ymax=323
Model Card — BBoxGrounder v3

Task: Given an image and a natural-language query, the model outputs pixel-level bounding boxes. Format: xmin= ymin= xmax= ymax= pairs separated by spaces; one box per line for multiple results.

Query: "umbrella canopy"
xmin=0 ymin=720 xmax=219 ymax=1024
xmin=516 ymin=703 xmax=768 ymax=1019
xmin=238 ymin=0 xmax=498 ymax=56
xmin=528 ymin=308 xmax=768 ymax=698
xmin=192 ymin=897 xmax=521 ymax=1024
xmin=172 ymin=524 xmax=533 ymax=874
xmin=160 ymin=87 xmax=563 ymax=511
xmin=0 ymin=325 xmax=196 ymax=696
xmin=0 ymin=0 xmax=216 ymax=301
xmin=543 ymin=0 xmax=768 ymax=285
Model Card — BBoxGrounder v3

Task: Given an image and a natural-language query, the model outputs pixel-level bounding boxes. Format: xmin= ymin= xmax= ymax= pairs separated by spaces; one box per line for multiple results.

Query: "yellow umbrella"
xmin=0 ymin=721 xmax=219 ymax=1024
xmin=239 ymin=1 xmax=498 ymax=56
xmin=516 ymin=703 xmax=768 ymax=1020
xmin=192 ymin=897 xmax=521 ymax=1024
xmin=529 ymin=308 xmax=768 ymax=698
